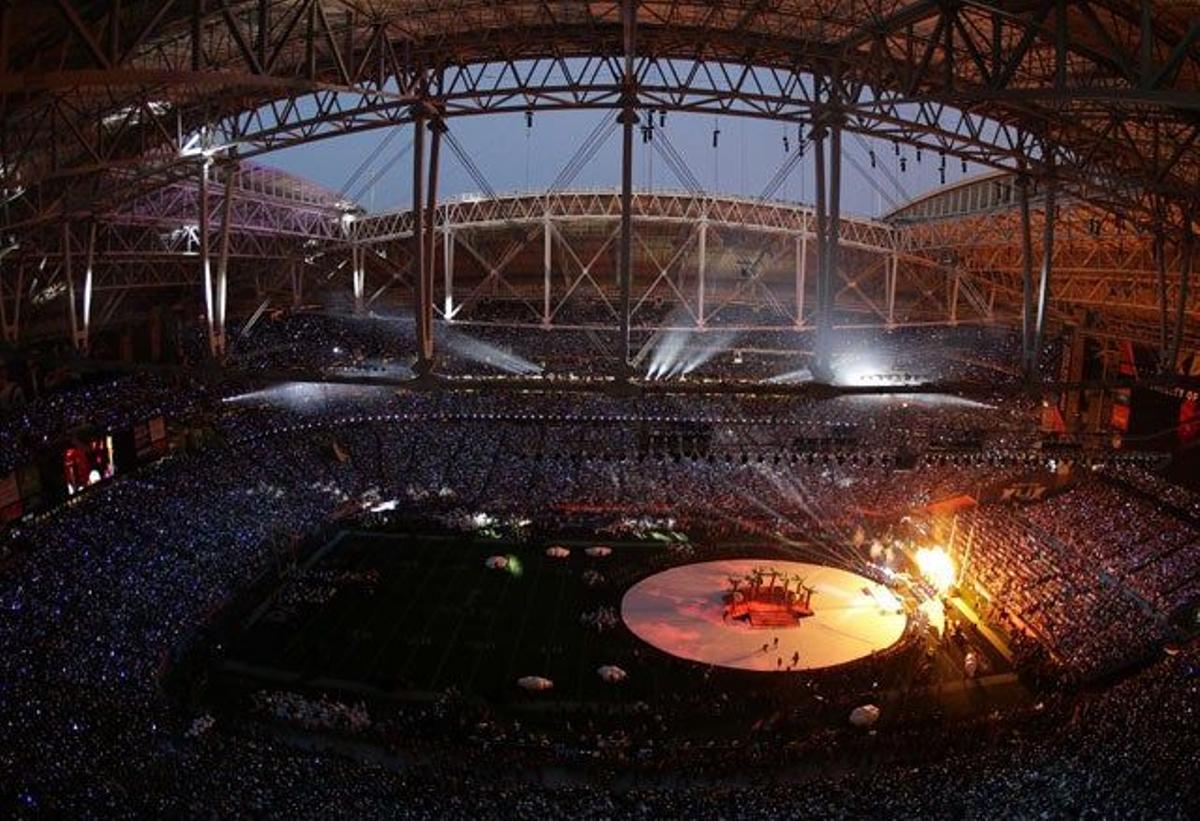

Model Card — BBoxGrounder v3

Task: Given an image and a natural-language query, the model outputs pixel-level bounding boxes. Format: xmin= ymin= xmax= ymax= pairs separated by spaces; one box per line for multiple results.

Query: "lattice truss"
xmin=0 ymin=161 xmax=347 ymax=345
xmin=898 ymin=173 xmax=1199 ymax=352
xmin=0 ymin=1 xmax=1197 ymax=354
xmin=351 ymin=190 xmax=910 ymax=330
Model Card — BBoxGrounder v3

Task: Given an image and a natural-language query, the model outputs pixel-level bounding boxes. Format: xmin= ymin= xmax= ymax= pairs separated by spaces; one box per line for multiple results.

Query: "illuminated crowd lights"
xmin=914 ymin=546 xmax=956 ymax=594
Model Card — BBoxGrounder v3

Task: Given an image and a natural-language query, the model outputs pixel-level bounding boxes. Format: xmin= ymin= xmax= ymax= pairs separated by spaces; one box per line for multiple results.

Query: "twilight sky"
xmin=264 ymin=109 xmax=984 ymax=218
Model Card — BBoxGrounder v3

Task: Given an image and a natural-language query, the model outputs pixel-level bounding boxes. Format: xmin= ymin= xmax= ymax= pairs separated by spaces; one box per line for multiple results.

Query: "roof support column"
xmin=794 ymin=230 xmax=807 ymax=328
xmin=1032 ymin=166 xmax=1057 ymax=381
xmin=80 ymin=222 xmax=95 ymax=353
xmin=351 ymin=244 xmax=364 ymax=314
xmin=697 ymin=216 xmax=707 ymax=328
xmin=950 ymin=274 xmax=960 ymax=324
xmin=542 ymin=213 xmax=552 ymax=326
xmin=411 ymin=107 xmax=429 ymax=371
xmin=445 ymin=221 xmax=456 ymax=321
xmin=617 ymin=0 xmax=638 ymax=374
xmin=0 ymin=261 xmax=23 ymax=344
xmin=810 ymin=74 xmax=844 ymax=382
xmin=290 ymin=259 xmax=302 ymax=308
xmin=826 ymin=116 xmax=842 ymax=355
xmin=1169 ymin=211 xmax=1193 ymax=367
xmin=812 ymin=123 xmax=827 ymax=365
xmin=63 ymin=223 xmax=79 ymax=350
xmin=63 ymin=223 xmax=96 ymax=354
xmin=424 ymin=113 xmax=445 ymax=366
xmin=1017 ymin=174 xmax=1035 ymax=379
xmin=198 ymin=157 xmax=218 ymax=358
xmin=214 ymin=156 xmax=237 ymax=358
xmin=812 ymin=111 xmax=844 ymax=378
xmin=1153 ymin=205 xmax=1169 ymax=371
xmin=887 ymin=251 xmax=897 ymax=328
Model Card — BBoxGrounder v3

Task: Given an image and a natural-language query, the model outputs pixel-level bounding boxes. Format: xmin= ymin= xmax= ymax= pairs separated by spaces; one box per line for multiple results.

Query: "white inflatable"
xmin=517 ymin=676 xmax=554 ymax=691
xmin=585 ymin=545 xmax=613 ymax=558
xmin=545 ymin=545 xmax=571 ymax=559
xmin=597 ymin=665 xmax=627 ymax=684
xmin=484 ymin=555 xmax=508 ymax=570
xmin=849 ymin=704 xmax=881 ymax=727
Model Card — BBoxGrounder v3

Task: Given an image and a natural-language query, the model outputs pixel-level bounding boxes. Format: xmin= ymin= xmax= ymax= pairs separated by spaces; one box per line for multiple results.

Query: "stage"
xmin=621 ymin=559 xmax=908 ymax=672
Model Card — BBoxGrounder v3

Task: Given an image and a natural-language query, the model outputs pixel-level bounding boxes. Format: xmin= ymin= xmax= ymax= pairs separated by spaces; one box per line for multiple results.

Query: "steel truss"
xmin=0 ymin=1 xmax=1197 ymax=363
xmin=347 ymin=189 xmax=979 ymax=336
xmin=1 ymin=1 xmax=1198 ymax=233
xmin=3 ymin=176 xmax=1193 ymax=363
xmin=900 ymin=175 xmax=1200 ymax=354
xmin=0 ymin=159 xmax=346 ymax=348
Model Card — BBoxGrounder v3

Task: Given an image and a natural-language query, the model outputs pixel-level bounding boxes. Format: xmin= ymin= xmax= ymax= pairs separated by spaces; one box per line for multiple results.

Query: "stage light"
xmin=443 ymin=328 xmax=541 ymax=375
xmin=914 ymin=547 xmax=956 ymax=594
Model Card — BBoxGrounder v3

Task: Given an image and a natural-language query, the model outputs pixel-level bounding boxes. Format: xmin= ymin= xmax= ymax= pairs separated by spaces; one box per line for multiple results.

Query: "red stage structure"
xmin=723 ymin=567 xmax=815 ymax=628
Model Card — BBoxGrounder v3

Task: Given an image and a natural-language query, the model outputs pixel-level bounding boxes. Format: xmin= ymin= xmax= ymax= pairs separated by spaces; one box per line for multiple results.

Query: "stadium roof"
xmin=0 ymin=1 xmax=1196 ymax=359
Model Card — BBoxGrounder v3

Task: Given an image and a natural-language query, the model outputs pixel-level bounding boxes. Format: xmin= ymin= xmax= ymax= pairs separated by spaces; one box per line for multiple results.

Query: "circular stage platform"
xmin=621 ymin=559 xmax=908 ymax=672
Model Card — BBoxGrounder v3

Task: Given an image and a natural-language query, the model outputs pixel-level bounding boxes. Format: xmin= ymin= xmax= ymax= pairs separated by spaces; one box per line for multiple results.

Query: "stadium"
xmin=1 ymin=2 xmax=1199 ymax=817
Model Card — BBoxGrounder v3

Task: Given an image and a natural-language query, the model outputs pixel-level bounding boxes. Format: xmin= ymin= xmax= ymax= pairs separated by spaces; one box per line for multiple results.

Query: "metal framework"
xmin=3 ymin=177 xmax=1196 ymax=363
xmin=350 ymin=189 xmax=923 ymax=332
xmin=0 ymin=1 xmax=1198 ymax=366
xmin=3 ymin=2 xmax=1198 ymax=217
xmin=897 ymin=172 xmax=1200 ymax=357
xmin=0 ymin=160 xmax=347 ymax=350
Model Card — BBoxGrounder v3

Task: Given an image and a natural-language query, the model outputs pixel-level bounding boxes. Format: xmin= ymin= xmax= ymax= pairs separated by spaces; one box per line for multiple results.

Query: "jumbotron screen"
xmin=63 ymin=436 xmax=115 ymax=496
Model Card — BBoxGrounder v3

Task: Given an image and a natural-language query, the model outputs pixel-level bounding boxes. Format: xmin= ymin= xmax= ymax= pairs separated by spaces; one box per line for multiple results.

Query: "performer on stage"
xmin=723 ymin=567 xmax=816 ymax=627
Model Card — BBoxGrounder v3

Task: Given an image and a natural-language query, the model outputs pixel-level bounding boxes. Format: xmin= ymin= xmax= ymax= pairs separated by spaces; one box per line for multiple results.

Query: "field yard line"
xmin=503 ymin=552 xmax=546 ymax=682
xmin=353 ymin=538 xmax=449 ymax=678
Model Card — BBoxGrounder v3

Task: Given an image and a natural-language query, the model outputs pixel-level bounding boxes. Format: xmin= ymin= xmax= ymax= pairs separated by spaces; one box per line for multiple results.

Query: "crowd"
xmin=216 ymin=309 xmax=1063 ymax=386
xmin=950 ymin=505 xmax=1164 ymax=679
xmin=1024 ymin=480 xmax=1200 ymax=614
xmin=0 ymin=316 xmax=1193 ymax=816
xmin=1103 ymin=462 xmax=1200 ymax=523
xmin=254 ymin=692 xmax=372 ymax=735
xmin=0 ymin=370 xmax=208 ymax=472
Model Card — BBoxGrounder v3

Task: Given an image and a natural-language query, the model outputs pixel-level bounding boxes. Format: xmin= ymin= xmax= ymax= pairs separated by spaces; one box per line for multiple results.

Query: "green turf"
xmin=213 ymin=527 xmax=1020 ymax=724
xmin=221 ymin=530 xmax=661 ymax=704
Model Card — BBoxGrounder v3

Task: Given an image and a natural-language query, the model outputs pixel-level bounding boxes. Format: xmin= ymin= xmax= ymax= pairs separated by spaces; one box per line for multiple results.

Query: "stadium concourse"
xmin=3 ymin=1 xmax=1200 ymax=817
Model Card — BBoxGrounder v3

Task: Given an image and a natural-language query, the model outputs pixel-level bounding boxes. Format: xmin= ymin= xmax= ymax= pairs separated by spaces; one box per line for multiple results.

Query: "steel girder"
xmin=2 ymin=180 xmax=1191 ymax=352
xmin=1 ymin=1 xmax=1198 ymax=235
xmin=342 ymin=188 xmax=983 ymax=334
xmin=898 ymin=183 xmax=1200 ymax=350
xmin=0 ymin=159 xmax=346 ymax=344
xmin=354 ymin=190 xmax=896 ymax=250
xmin=7 ymin=161 xmax=346 ymax=266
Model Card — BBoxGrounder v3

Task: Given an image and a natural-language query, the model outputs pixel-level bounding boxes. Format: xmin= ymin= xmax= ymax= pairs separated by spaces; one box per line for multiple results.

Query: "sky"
xmin=263 ymin=109 xmax=985 ymax=219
